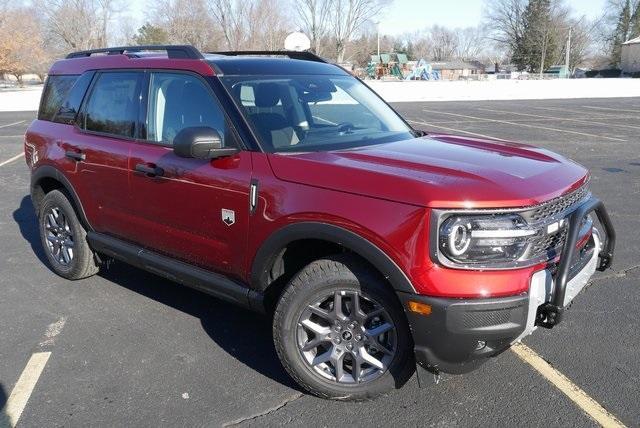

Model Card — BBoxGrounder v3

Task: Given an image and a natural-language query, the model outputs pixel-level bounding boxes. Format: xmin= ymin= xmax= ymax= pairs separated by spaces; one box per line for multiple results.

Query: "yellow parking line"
xmin=0 ymin=153 xmax=24 ymax=167
xmin=422 ymin=108 xmax=627 ymax=142
xmin=4 ymin=352 xmax=52 ymax=427
xmin=407 ymin=119 xmax=506 ymax=141
xmin=512 ymin=343 xmax=626 ymax=428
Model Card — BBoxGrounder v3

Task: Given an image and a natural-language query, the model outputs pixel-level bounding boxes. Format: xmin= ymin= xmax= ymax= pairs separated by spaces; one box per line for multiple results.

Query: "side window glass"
xmin=53 ymin=72 xmax=94 ymax=124
xmin=147 ymin=73 xmax=228 ymax=146
xmin=82 ymin=72 xmax=141 ymax=138
xmin=39 ymin=75 xmax=78 ymax=121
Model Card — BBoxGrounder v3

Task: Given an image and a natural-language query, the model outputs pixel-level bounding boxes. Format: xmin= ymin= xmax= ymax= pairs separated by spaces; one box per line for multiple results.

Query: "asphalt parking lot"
xmin=0 ymin=97 xmax=638 ymax=427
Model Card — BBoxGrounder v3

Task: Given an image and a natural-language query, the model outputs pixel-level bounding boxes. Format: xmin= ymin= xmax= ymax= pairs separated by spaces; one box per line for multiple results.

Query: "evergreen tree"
xmin=631 ymin=0 xmax=640 ymax=39
xmin=515 ymin=0 xmax=556 ymax=73
xmin=611 ymin=0 xmax=631 ymax=66
xmin=133 ymin=24 xmax=169 ymax=46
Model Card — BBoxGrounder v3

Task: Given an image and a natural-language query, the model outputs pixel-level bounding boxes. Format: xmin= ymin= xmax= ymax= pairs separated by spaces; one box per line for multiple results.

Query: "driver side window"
xmin=146 ymin=72 xmax=228 ymax=146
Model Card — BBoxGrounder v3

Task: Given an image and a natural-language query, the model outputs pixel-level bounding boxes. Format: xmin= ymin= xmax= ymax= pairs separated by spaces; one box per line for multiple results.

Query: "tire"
xmin=38 ymin=189 xmax=99 ymax=280
xmin=273 ymin=254 xmax=414 ymax=400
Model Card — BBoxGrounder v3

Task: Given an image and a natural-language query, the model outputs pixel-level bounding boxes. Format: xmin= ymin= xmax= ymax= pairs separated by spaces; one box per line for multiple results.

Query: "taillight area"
xmin=24 ymin=140 xmax=38 ymax=169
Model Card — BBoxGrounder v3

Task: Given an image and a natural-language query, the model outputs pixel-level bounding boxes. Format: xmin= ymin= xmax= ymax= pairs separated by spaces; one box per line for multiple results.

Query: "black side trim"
xmin=251 ymin=222 xmax=416 ymax=293
xmin=87 ymin=232 xmax=264 ymax=313
xmin=31 ymin=165 xmax=93 ymax=230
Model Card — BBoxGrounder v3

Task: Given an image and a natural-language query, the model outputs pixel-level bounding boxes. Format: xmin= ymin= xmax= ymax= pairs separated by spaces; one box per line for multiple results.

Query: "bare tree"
xmin=208 ymin=0 xmax=249 ymax=50
xmin=293 ymin=0 xmax=331 ymax=54
xmin=430 ymin=25 xmax=458 ymax=61
xmin=455 ymin=26 xmax=486 ymax=59
xmin=0 ymin=6 xmax=49 ymax=83
xmin=483 ymin=0 xmax=527 ymax=55
xmin=35 ymin=0 xmax=126 ymax=52
xmin=150 ymin=0 xmax=220 ymax=49
xmin=329 ymin=0 xmax=390 ymax=63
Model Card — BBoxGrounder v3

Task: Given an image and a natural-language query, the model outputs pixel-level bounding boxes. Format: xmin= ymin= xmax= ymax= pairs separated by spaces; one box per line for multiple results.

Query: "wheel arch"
xmin=31 ymin=165 xmax=92 ymax=230
xmin=251 ymin=222 xmax=416 ymax=296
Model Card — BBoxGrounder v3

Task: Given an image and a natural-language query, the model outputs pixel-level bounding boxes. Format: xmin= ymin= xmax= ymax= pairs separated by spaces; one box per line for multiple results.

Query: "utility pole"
xmin=376 ymin=21 xmax=381 ymax=57
xmin=564 ymin=27 xmax=572 ymax=78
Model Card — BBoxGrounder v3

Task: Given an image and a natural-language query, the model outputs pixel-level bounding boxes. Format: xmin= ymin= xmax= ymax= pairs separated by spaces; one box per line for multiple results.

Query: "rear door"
xmin=65 ymin=71 xmax=144 ymax=236
xmin=126 ymin=71 xmax=252 ymax=279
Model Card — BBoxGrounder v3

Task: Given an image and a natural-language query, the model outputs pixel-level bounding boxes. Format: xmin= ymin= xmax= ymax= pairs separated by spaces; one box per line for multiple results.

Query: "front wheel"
xmin=273 ymin=255 xmax=414 ymax=400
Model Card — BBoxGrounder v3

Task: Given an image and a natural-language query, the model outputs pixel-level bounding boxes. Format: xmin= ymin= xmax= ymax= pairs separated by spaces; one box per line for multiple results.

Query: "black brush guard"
xmin=536 ymin=196 xmax=616 ymax=328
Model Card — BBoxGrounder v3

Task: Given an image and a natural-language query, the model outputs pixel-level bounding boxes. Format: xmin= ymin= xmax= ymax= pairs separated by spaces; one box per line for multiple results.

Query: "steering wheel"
xmin=337 ymin=122 xmax=355 ymax=133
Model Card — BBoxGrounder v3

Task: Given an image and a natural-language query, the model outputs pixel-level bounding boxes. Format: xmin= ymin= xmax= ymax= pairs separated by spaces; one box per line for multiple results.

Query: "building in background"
xmin=622 ymin=37 xmax=640 ymax=74
xmin=430 ymin=60 xmax=486 ymax=80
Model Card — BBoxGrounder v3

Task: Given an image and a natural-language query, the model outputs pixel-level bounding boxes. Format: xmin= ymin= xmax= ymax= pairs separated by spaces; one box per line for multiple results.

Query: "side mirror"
xmin=173 ymin=127 xmax=239 ymax=159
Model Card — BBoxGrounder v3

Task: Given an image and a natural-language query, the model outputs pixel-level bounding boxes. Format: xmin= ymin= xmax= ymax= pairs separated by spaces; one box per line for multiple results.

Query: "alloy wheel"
xmin=43 ymin=206 xmax=75 ymax=266
xmin=296 ymin=290 xmax=397 ymax=384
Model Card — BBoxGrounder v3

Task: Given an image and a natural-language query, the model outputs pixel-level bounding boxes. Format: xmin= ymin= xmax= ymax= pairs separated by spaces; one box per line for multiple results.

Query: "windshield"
xmin=221 ymin=75 xmax=414 ymax=152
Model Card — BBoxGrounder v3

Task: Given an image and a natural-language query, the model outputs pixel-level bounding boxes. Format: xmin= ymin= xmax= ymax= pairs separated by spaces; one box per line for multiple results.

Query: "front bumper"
xmin=400 ymin=196 xmax=616 ymax=374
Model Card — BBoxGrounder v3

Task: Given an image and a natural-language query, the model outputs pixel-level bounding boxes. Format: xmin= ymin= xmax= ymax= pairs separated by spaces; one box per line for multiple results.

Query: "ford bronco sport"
xmin=25 ymin=45 xmax=615 ymax=400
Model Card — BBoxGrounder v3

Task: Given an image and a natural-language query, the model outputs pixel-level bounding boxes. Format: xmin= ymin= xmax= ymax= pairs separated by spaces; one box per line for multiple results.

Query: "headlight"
xmin=438 ymin=214 xmax=537 ymax=266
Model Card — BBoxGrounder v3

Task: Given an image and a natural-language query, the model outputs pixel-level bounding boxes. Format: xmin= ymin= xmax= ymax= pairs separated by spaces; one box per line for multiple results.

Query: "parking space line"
xmin=582 ymin=106 xmax=640 ymax=114
xmin=422 ymin=108 xmax=627 ymax=142
xmin=0 ymin=120 xmax=25 ymax=129
xmin=512 ymin=343 xmax=625 ymax=428
xmin=480 ymin=108 xmax=640 ymax=131
xmin=407 ymin=119 xmax=505 ymax=140
xmin=4 ymin=352 xmax=52 ymax=427
xmin=532 ymin=106 xmax=640 ymax=119
xmin=0 ymin=153 xmax=24 ymax=167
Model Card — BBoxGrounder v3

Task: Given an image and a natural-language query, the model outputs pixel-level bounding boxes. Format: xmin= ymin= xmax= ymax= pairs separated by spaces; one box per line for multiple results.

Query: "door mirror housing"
xmin=173 ymin=127 xmax=239 ymax=159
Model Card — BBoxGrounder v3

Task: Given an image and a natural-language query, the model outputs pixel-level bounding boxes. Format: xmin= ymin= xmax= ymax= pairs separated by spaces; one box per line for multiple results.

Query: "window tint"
xmin=39 ymin=75 xmax=78 ymax=122
xmin=53 ymin=72 xmax=94 ymax=124
xmin=147 ymin=72 xmax=228 ymax=145
xmin=82 ymin=72 xmax=142 ymax=138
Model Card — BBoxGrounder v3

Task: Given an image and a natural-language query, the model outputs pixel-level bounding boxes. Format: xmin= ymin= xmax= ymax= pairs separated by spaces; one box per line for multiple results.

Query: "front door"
xmin=126 ymin=71 xmax=252 ymax=279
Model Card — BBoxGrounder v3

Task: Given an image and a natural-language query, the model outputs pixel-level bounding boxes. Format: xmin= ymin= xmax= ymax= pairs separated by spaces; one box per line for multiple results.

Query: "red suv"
xmin=25 ymin=45 xmax=615 ymax=400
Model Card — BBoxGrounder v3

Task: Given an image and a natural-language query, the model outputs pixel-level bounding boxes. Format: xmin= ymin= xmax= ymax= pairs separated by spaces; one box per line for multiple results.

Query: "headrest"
xmin=254 ymin=83 xmax=281 ymax=108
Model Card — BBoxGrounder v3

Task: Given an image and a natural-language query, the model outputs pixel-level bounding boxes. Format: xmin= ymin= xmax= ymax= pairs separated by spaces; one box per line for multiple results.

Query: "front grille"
xmin=527 ymin=184 xmax=590 ymax=223
xmin=462 ymin=309 xmax=511 ymax=329
xmin=524 ymin=183 xmax=590 ymax=260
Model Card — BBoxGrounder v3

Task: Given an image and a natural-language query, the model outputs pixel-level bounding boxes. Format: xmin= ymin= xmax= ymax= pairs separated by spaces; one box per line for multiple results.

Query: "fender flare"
xmin=31 ymin=165 xmax=93 ymax=230
xmin=250 ymin=222 xmax=416 ymax=294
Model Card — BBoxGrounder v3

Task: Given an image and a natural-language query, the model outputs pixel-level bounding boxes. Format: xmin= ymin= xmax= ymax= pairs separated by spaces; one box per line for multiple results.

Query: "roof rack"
xmin=66 ymin=45 xmax=204 ymax=60
xmin=207 ymin=50 xmax=327 ymax=63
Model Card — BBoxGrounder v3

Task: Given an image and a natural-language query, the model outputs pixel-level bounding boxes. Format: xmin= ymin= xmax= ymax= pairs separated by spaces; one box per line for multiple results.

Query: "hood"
xmin=267 ymin=135 xmax=589 ymax=209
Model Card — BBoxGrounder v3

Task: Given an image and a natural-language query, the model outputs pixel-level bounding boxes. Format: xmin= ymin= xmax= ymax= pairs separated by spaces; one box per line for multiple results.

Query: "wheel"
xmin=38 ymin=189 xmax=99 ymax=280
xmin=273 ymin=254 xmax=414 ymax=400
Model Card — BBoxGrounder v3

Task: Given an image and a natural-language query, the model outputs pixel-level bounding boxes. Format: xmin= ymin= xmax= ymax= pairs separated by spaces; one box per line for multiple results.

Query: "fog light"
xmin=475 ymin=341 xmax=486 ymax=351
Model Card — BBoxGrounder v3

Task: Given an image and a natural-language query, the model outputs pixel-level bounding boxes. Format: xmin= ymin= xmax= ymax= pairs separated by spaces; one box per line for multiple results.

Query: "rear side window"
xmin=39 ymin=75 xmax=77 ymax=121
xmin=82 ymin=72 xmax=142 ymax=138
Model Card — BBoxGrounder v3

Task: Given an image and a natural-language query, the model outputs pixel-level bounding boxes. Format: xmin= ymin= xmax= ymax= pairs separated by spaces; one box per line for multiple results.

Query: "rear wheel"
xmin=273 ymin=254 xmax=414 ymax=400
xmin=38 ymin=190 xmax=99 ymax=280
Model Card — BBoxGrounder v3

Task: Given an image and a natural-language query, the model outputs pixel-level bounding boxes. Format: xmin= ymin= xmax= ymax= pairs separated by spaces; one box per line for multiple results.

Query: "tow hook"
xmin=535 ymin=303 xmax=563 ymax=329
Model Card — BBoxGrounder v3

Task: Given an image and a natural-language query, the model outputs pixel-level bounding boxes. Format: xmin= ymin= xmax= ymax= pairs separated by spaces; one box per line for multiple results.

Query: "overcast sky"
xmin=128 ymin=0 xmax=606 ymax=35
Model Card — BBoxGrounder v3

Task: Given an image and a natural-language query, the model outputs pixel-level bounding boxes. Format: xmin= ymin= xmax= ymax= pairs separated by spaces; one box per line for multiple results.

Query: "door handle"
xmin=135 ymin=163 xmax=164 ymax=177
xmin=65 ymin=150 xmax=85 ymax=162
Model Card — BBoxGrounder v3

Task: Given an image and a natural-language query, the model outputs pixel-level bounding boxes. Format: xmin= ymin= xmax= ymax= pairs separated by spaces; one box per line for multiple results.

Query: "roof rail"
xmin=208 ymin=50 xmax=327 ymax=63
xmin=66 ymin=45 xmax=204 ymax=60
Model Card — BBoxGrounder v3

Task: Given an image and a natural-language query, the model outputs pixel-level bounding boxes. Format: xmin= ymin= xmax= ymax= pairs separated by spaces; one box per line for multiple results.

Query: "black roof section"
xmin=64 ymin=45 xmax=347 ymax=76
xmin=206 ymin=51 xmax=347 ymax=76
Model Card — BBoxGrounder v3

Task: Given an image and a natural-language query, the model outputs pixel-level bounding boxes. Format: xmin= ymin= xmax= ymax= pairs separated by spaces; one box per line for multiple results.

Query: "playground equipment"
xmin=405 ymin=59 xmax=440 ymax=80
xmin=367 ymin=53 xmax=409 ymax=79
